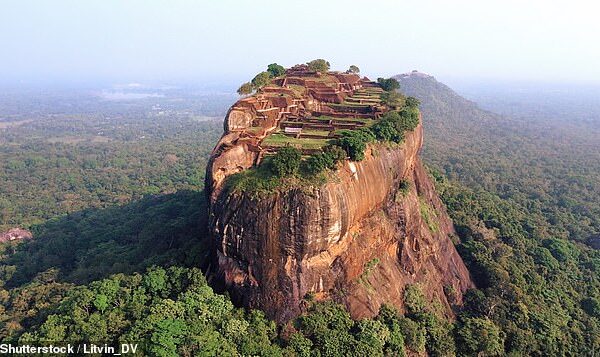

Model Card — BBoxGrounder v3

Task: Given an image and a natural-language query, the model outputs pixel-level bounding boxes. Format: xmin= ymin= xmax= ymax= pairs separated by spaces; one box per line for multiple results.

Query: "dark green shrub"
xmin=377 ymin=77 xmax=400 ymax=92
xmin=271 ymin=146 xmax=301 ymax=177
xmin=542 ymin=238 xmax=576 ymax=262
xmin=461 ymin=289 xmax=489 ymax=318
xmin=398 ymin=317 xmax=426 ymax=353
xmin=286 ymin=333 xmax=313 ymax=357
xmin=372 ymin=115 xmax=403 ymax=143
xmin=304 ymin=153 xmax=328 ymax=175
xmin=456 ymin=317 xmax=504 ymax=356
xmin=336 ymin=129 xmax=374 ymax=161
xmin=398 ymin=179 xmax=411 ymax=197
xmin=396 ymin=107 xmax=420 ymax=132
xmin=306 ymin=59 xmax=330 ymax=73
xmin=237 ymin=82 xmax=253 ymax=96
xmin=582 ymin=297 xmax=600 ymax=318
xmin=370 ymin=109 xmax=420 ymax=145
xmin=376 ymin=305 xmax=407 ymax=356
xmin=348 ymin=65 xmax=360 ymax=74
xmin=420 ymin=312 xmax=457 ymax=357
xmin=251 ymin=71 xmax=272 ymax=88
xmin=354 ymin=319 xmax=389 ymax=355
xmin=338 ymin=134 xmax=366 ymax=161
xmin=532 ymin=246 xmax=560 ymax=271
xmin=323 ymin=145 xmax=347 ymax=166
xmin=403 ymin=284 xmax=426 ymax=316
xmin=267 ymin=63 xmax=285 ymax=77
xmin=304 ymin=145 xmax=347 ymax=175
xmin=381 ymin=91 xmax=406 ymax=108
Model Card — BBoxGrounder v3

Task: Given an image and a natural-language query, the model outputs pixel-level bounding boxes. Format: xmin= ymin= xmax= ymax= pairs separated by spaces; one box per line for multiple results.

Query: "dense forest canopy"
xmin=398 ymin=74 xmax=600 ymax=244
xmin=0 ymin=89 xmax=231 ymax=230
xmin=0 ymin=79 xmax=599 ymax=355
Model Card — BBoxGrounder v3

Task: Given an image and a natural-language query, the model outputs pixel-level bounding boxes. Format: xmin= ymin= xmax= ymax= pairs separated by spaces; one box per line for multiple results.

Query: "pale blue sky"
xmin=1 ymin=0 xmax=599 ymax=85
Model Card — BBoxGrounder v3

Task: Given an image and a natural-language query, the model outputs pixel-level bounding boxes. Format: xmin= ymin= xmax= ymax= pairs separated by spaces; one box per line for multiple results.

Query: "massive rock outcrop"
xmin=206 ymin=66 xmax=473 ymax=322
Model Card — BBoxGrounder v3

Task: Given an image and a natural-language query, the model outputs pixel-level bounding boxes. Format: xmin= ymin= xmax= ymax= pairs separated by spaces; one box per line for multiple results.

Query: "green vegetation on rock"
xmin=306 ymin=59 xmax=331 ymax=73
xmin=348 ymin=65 xmax=360 ymax=74
xmin=251 ymin=71 xmax=272 ymax=89
xmin=304 ymin=145 xmax=346 ymax=175
xmin=271 ymin=146 xmax=302 ymax=177
xmin=381 ymin=91 xmax=406 ymax=108
xmin=261 ymin=133 xmax=334 ymax=150
xmin=377 ymin=77 xmax=400 ymax=92
xmin=419 ymin=197 xmax=440 ymax=233
xmin=237 ymin=82 xmax=253 ymax=96
xmin=226 ymin=155 xmax=327 ymax=198
xmin=267 ymin=63 xmax=286 ymax=77
xmin=230 ymin=102 xmax=421 ymax=195
xmin=337 ymin=128 xmax=375 ymax=161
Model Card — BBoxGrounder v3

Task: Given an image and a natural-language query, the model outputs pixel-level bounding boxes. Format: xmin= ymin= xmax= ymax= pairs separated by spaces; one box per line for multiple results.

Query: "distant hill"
xmin=395 ymin=71 xmax=520 ymax=156
xmin=396 ymin=71 xmax=600 ymax=242
xmin=395 ymin=71 xmax=478 ymax=114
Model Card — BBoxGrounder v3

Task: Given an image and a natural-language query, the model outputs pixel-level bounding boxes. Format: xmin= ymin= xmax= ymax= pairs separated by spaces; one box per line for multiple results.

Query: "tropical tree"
xmin=456 ymin=317 xmax=504 ymax=356
xmin=307 ymin=59 xmax=330 ymax=73
xmin=348 ymin=65 xmax=360 ymax=74
xmin=271 ymin=146 xmax=302 ymax=177
xmin=267 ymin=63 xmax=286 ymax=77
xmin=237 ymin=82 xmax=253 ymax=96
xmin=251 ymin=71 xmax=272 ymax=89
xmin=337 ymin=129 xmax=374 ymax=161
xmin=377 ymin=77 xmax=400 ymax=92
xmin=381 ymin=91 xmax=406 ymax=108
xmin=304 ymin=145 xmax=346 ymax=175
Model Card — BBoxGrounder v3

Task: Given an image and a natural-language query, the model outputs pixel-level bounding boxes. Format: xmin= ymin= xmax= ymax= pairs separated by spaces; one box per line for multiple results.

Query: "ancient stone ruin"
xmin=208 ymin=65 xmax=385 ymax=200
xmin=206 ymin=64 xmax=473 ymax=323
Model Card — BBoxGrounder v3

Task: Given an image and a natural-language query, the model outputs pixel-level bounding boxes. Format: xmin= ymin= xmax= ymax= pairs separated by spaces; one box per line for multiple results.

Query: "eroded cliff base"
xmin=210 ymin=141 xmax=473 ymax=322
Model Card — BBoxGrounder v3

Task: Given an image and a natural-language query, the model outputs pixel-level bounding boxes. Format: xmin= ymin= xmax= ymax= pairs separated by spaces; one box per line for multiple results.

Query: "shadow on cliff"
xmin=3 ymin=190 xmax=212 ymax=288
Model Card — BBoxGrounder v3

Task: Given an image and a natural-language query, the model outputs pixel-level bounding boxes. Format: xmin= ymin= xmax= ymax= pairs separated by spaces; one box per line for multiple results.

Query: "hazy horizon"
xmin=2 ymin=0 xmax=600 ymax=87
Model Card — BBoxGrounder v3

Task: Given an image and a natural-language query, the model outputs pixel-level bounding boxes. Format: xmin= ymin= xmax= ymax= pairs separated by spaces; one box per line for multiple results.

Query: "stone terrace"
xmin=226 ymin=66 xmax=387 ymax=157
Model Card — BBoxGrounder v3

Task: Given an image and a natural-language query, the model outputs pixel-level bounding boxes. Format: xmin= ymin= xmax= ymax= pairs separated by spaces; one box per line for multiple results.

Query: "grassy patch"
xmin=419 ymin=197 xmax=440 ymax=233
xmin=394 ymin=179 xmax=412 ymax=202
xmin=226 ymin=156 xmax=328 ymax=198
xmin=358 ymin=257 xmax=381 ymax=293
xmin=351 ymin=94 xmax=381 ymax=99
xmin=331 ymin=117 xmax=373 ymax=124
xmin=262 ymin=133 xmax=334 ymax=150
xmin=301 ymin=129 xmax=331 ymax=137
xmin=346 ymin=98 xmax=381 ymax=104
xmin=288 ymin=84 xmax=306 ymax=96
xmin=328 ymin=102 xmax=372 ymax=109
xmin=346 ymin=93 xmax=382 ymax=102
xmin=355 ymin=89 xmax=384 ymax=95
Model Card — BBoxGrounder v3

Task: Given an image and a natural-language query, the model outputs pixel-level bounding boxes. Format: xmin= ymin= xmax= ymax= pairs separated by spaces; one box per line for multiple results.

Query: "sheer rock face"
xmin=206 ymin=119 xmax=474 ymax=322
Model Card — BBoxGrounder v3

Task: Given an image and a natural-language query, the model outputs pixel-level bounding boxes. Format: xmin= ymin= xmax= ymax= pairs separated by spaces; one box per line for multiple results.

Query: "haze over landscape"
xmin=2 ymin=0 xmax=600 ymax=85
xmin=0 ymin=1 xmax=599 ymax=356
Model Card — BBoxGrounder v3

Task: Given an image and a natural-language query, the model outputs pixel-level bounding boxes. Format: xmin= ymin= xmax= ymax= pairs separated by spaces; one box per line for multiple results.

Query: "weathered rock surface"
xmin=207 ymin=120 xmax=474 ymax=322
